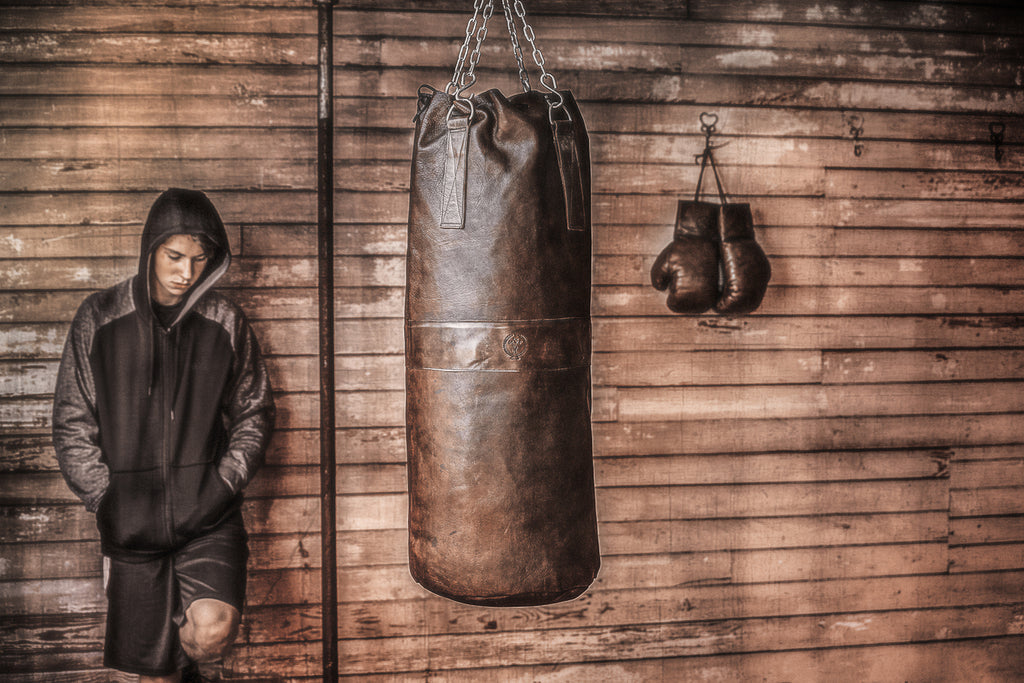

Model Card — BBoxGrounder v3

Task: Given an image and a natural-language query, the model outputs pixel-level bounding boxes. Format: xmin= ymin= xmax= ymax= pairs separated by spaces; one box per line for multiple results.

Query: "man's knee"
xmin=181 ymin=598 xmax=240 ymax=661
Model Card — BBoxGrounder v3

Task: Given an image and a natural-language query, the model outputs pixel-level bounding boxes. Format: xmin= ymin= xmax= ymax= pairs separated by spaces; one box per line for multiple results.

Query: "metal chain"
xmin=447 ymin=0 xmax=488 ymax=95
xmin=461 ymin=0 xmax=495 ymax=91
xmin=448 ymin=0 xmax=495 ymax=120
xmin=511 ymin=0 xmax=563 ymax=108
xmin=449 ymin=0 xmax=565 ymax=117
xmin=501 ymin=0 xmax=531 ymax=93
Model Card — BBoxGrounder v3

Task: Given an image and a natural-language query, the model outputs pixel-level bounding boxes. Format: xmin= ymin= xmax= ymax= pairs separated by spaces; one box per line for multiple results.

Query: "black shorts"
xmin=103 ymin=512 xmax=248 ymax=677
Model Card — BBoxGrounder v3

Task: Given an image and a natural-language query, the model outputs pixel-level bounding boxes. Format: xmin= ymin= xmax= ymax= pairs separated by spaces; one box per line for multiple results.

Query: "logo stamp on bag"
xmin=502 ymin=333 xmax=528 ymax=361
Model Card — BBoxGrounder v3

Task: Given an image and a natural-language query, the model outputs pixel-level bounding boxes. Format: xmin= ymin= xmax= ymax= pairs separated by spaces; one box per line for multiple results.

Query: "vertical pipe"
xmin=315 ymin=0 xmax=338 ymax=680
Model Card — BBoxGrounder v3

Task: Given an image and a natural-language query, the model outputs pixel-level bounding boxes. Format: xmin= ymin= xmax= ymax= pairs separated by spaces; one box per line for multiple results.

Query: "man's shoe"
xmin=180 ymin=663 xmax=209 ymax=683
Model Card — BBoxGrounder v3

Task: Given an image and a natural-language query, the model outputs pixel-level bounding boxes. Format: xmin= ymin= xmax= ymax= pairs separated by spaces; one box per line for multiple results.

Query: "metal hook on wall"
xmin=699 ymin=111 xmax=718 ymax=145
xmin=989 ymin=122 xmax=1005 ymax=162
xmin=846 ymin=114 xmax=865 ymax=157
xmin=692 ymin=112 xmax=730 ymax=202
xmin=693 ymin=111 xmax=729 ymax=164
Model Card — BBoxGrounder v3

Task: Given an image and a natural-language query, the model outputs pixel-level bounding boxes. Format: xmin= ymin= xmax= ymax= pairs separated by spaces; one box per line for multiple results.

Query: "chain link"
xmin=462 ymin=0 xmax=495 ymax=89
xmin=447 ymin=0 xmax=488 ymax=95
xmin=511 ymin=0 xmax=563 ymax=109
xmin=501 ymin=0 xmax=531 ymax=93
xmin=449 ymin=0 xmax=564 ymax=114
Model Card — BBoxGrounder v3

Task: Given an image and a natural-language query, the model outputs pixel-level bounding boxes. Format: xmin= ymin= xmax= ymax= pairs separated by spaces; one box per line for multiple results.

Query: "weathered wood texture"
xmin=2 ymin=0 xmax=1024 ymax=680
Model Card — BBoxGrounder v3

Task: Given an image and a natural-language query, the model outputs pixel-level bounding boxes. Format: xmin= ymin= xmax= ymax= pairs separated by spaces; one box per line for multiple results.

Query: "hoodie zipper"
xmin=158 ymin=326 xmax=176 ymax=545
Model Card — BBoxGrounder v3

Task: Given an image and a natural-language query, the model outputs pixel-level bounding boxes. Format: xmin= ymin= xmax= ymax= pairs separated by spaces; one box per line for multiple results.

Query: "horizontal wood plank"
xmin=4 ymin=9 xmax=1023 ymax=55
xmin=690 ymin=0 xmax=1024 ymax=33
xmin=951 ymin=516 xmax=1024 ymax=546
xmin=823 ymin=349 xmax=1024 ymax=384
xmin=4 ymin=637 xmax=1023 ymax=682
xmin=952 ymin=456 xmax=1024 ymax=490
xmin=608 ymin=381 xmax=1024 ymax=423
xmin=315 ymin=637 xmax=1024 ymax=682
xmin=952 ymin=487 xmax=1024 ymax=517
xmin=8 ymin=315 xmax=1024 ymax=363
xmin=9 ymin=382 xmax=1024 ymax=434
xmin=7 ymin=411 xmax=1022 ymax=468
xmin=6 ymin=191 xmax=1024 ymax=229
xmin=950 ymin=543 xmax=1024 ymax=573
xmin=2 ymin=65 xmax=1022 ymax=115
xmin=6 ymin=565 xmax=1024 ymax=626
xmin=0 ymin=510 xmax=950 ymax=571
xmin=0 ymin=443 xmax=955 ymax=503
xmin=0 ymin=476 xmax=951 ymax=543
xmin=8 ymin=254 xmax=1024 ymax=294
xmin=3 ymin=33 xmax=1020 ymax=88
xmin=595 ymin=413 xmax=1024 ymax=457
xmin=610 ymin=285 xmax=1024 ymax=317
xmin=2 ymin=99 xmax=1017 ymax=154
xmin=2 ymin=128 xmax=1018 ymax=172
xmin=126 ymin=606 xmax=1024 ymax=674
xmin=4 ymin=159 xmax=1024 ymax=201
xmin=3 ymin=344 xmax=1023 ymax=397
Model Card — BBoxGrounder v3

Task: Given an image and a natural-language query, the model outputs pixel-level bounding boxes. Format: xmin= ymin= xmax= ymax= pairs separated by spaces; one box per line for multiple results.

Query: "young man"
xmin=52 ymin=188 xmax=275 ymax=682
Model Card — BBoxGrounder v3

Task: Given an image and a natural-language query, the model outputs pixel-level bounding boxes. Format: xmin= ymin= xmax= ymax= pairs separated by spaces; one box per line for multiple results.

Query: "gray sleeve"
xmin=52 ymin=303 xmax=109 ymax=513
xmin=217 ymin=315 xmax=275 ymax=495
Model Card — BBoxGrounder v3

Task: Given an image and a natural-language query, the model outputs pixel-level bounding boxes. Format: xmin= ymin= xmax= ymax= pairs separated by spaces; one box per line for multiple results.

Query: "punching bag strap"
xmin=439 ymin=0 xmax=492 ymax=230
xmin=553 ymin=114 xmax=587 ymax=232
xmin=440 ymin=115 xmax=471 ymax=229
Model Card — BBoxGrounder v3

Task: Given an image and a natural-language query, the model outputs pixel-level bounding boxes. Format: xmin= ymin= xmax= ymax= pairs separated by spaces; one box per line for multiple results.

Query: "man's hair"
xmin=163 ymin=232 xmax=217 ymax=257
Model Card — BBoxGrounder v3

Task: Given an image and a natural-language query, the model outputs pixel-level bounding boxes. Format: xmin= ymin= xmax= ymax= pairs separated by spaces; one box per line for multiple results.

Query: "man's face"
xmin=150 ymin=234 xmax=210 ymax=306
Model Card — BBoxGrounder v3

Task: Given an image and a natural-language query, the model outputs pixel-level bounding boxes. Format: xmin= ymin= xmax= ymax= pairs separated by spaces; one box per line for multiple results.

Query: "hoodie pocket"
xmin=96 ymin=469 xmax=169 ymax=552
xmin=174 ymin=463 xmax=237 ymax=540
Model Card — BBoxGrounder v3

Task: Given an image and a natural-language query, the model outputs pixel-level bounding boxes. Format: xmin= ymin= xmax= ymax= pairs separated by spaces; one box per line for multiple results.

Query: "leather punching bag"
xmin=404 ymin=2 xmax=600 ymax=607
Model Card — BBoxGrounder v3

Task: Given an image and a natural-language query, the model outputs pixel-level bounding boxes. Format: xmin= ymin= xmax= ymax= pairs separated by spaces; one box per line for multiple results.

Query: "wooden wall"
xmin=3 ymin=0 xmax=1024 ymax=680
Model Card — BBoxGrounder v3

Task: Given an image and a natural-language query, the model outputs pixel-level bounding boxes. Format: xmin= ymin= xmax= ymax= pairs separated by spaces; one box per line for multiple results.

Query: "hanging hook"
xmin=447 ymin=71 xmax=477 ymax=122
xmin=692 ymin=112 xmax=729 ymax=203
xmin=693 ymin=111 xmax=729 ymax=164
xmin=989 ymin=122 xmax=1005 ymax=162
xmin=846 ymin=114 xmax=865 ymax=157
xmin=699 ymin=111 xmax=718 ymax=141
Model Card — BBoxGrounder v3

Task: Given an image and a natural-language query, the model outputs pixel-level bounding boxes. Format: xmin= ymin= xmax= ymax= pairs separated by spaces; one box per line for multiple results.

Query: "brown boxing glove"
xmin=714 ymin=203 xmax=771 ymax=314
xmin=650 ymin=201 xmax=721 ymax=314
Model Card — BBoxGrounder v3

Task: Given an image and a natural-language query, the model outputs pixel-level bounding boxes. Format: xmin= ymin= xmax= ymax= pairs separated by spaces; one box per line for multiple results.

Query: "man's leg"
xmin=173 ymin=512 xmax=249 ymax=669
xmin=105 ymin=554 xmax=187 ymax=678
xmin=179 ymin=598 xmax=241 ymax=662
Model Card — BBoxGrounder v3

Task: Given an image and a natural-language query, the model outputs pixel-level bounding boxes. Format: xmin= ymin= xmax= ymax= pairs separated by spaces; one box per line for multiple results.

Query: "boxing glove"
xmin=715 ymin=203 xmax=771 ymax=314
xmin=650 ymin=201 xmax=721 ymax=314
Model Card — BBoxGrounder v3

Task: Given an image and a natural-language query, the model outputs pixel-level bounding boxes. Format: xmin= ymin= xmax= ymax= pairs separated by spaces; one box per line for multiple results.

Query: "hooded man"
xmin=52 ymin=188 xmax=275 ymax=682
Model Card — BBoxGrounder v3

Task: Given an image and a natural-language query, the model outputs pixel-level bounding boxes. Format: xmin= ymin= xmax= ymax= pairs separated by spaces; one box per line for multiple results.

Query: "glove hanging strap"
xmin=693 ymin=112 xmax=728 ymax=204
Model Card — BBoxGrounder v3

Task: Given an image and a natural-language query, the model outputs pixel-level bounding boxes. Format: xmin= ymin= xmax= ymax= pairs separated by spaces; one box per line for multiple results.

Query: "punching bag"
xmin=404 ymin=0 xmax=600 ymax=606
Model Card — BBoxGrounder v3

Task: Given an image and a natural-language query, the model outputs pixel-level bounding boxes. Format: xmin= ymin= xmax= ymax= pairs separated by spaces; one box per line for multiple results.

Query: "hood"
xmin=134 ymin=188 xmax=231 ymax=327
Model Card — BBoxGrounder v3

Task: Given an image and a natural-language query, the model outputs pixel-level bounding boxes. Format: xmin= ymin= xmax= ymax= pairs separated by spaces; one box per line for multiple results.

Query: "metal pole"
xmin=315 ymin=0 xmax=339 ymax=680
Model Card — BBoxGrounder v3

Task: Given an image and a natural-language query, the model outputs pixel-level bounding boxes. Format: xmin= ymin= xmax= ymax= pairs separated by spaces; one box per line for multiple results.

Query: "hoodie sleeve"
xmin=52 ymin=300 xmax=110 ymax=513
xmin=217 ymin=313 xmax=275 ymax=496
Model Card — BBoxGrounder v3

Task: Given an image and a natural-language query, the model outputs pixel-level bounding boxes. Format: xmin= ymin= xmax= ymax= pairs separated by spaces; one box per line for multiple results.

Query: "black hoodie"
xmin=53 ymin=188 xmax=275 ymax=560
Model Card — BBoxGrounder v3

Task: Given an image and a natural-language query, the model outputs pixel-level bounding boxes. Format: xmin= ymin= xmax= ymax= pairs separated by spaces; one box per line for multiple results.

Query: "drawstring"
xmin=146 ymin=318 xmax=156 ymax=398
xmin=170 ymin=326 xmax=182 ymax=422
